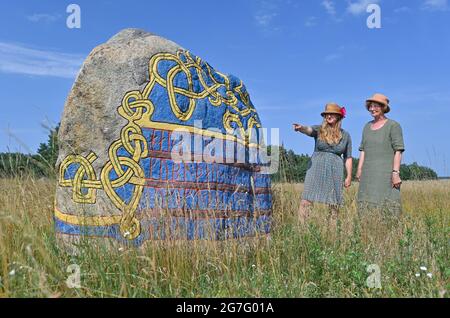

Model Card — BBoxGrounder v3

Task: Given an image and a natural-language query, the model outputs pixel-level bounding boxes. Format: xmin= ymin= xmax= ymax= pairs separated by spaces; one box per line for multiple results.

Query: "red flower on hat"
xmin=340 ymin=107 xmax=346 ymax=118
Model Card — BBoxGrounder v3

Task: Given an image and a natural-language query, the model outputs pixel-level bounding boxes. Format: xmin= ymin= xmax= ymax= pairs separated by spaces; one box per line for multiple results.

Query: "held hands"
xmin=392 ymin=172 xmax=402 ymax=189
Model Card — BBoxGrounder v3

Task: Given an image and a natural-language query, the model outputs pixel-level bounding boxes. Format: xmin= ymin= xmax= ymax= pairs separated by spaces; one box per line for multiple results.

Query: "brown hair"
xmin=366 ymin=101 xmax=389 ymax=114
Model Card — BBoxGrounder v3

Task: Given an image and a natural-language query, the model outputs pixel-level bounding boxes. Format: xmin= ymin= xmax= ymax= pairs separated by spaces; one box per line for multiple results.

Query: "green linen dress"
xmin=357 ymin=119 xmax=405 ymax=216
xmin=302 ymin=125 xmax=352 ymax=206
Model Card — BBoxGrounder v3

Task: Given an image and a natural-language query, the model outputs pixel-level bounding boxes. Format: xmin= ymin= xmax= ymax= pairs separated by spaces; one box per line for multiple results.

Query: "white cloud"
xmin=323 ymin=44 xmax=364 ymax=63
xmin=255 ymin=12 xmax=278 ymax=27
xmin=394 ymin=6 xmax=412 ymax=13
xmin=305 ymin=16 xmax=318 ymax=27
xmin=321 ymin=1 xmax=344 ymax=22
xmin=26 ymin=13 xmax=60 ymax=23
xmin=423 ymin=0 xmax=449 ymax=11
xmin=253 ymin=0 xmax=283 ymax=34
xmin=254 ymin=0 xmax=278 ymax=26
xmin=322 ymin=0 xmax=337 ymax=16
xmin=347 ymin=0 xmax=380 ymax=16
xmin=324 ymin=53 xmax=342 ymax=63
xmin=0 ymin=42 xmax=84 ymax=78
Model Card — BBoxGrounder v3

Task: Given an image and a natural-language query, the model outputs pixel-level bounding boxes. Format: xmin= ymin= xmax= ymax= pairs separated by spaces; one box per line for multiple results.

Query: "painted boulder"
xmin=55 ymin=29 xmax=272 ymax=247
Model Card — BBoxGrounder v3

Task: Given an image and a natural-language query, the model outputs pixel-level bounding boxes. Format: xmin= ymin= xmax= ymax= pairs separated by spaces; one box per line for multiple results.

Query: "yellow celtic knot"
xmin=223 ymin=111 xmax=262 ymax=145
xmin=59 ymin=152 xmax=102 ymax=204
xmin=57 ymin=49 xmax=262 ymax=240
xmin=140 ymin=50 xmax=257 ymax=122
xmin=59 ymin=91 xmax=153 ymax=240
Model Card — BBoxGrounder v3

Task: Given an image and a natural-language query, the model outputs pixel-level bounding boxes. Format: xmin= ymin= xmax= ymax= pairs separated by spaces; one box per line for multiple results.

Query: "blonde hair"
xmin=318 ymin=118 xmax=343 ymax=145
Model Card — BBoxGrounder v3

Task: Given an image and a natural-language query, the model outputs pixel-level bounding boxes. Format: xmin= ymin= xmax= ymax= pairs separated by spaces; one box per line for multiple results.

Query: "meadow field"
xmin=0 ymin=177 xmax=448 ymax=297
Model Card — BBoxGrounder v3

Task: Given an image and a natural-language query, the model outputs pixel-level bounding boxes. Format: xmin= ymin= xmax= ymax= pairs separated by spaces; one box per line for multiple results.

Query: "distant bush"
xmin=269 ymin=145 xmax=438 ymax=183
xmin=400 ymin=162 xmax=438 ymax=180
xmin=268 ymin=145 xmax=310 ymax=183
xmin=0 ymin=125 xmax=58 ymax=178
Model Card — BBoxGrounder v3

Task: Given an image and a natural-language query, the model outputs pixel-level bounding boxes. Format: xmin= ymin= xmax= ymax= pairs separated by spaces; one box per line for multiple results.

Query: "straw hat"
xmin=321 ymin=103 xmax=346 ymax=118
xmin=366 ymin=93 xmax=390 ymax=113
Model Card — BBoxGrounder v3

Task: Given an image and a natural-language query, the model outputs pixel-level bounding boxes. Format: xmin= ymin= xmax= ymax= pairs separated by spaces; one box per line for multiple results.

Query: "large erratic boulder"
xmin=55 ymin=28 xmax=272 ymax=247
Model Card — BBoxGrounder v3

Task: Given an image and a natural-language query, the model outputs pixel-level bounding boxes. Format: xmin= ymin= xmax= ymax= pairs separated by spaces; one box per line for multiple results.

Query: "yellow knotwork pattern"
xmin=223 ymin=111 xmax=262 ymax=144
xmin=247 ymin=115 xmax=262 ymax=143
xmin=59 ymin=152 xmax=102 ymax=204
xmin=139 ymin=50 xmax=256 ymax=122
xmin=59 ymin=90 xmax=153 ymax=240
xmin=57 ymin=50 xmax=262 ymax=241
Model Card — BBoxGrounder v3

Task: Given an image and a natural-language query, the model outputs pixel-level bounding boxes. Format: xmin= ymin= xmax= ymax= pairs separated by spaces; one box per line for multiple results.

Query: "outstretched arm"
xmin=293 ymin=123 xmax=314 ymax=136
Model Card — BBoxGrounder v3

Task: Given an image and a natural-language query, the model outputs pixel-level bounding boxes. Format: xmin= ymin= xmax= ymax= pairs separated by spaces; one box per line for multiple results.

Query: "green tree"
xmin=400 ymin=164 xmax=411 ymax=180
xmin=268 ymin=144 xmax=310 ymax=183
xmin=0 ymin=125 xmax=59 ymax=178
xmin=32 ymin=124 xmax=59 ymax=176
xmin=0 ymin=152 xmax=35 ymax=177
xmin=267 ymin=145 xmax=438 ymax=183
xmin=406 ymin=162 xmax=438 ymax=180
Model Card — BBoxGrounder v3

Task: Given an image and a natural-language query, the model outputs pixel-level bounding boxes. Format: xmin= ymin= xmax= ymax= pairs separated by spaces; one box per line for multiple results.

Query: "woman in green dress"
xmin=293 ymin=103 xmax=353 ymax=225
xmin=356 ymin=93 xmax=405 ymax=216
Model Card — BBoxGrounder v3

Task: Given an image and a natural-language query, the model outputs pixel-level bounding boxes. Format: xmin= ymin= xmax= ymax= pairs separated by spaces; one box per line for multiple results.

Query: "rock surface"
xmin=56 ymin=28 xmax=272 ymax=247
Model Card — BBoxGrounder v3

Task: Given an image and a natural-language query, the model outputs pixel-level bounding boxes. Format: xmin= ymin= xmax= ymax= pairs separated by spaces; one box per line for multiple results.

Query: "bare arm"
xmin=393 ymin=151 xmax=402 ymax=172
xmin=293 ymin=123 xmax=314 ymax=136
xmin=356 ymin=151 xmax=365 ymax=181
xmin=392 ymin=151 xmax=403 ymax=188
xmin=344 ymin=157 xmax=353 ymax=188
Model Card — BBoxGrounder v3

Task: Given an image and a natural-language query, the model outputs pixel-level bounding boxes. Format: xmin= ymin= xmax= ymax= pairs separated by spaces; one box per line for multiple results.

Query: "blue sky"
xmin=0 ymin=0 xmax=449 ymax=176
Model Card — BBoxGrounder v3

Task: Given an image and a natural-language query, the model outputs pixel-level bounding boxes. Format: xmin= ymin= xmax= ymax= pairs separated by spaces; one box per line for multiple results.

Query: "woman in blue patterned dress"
xmin=293 ymin=103 xmax=353 ymax=224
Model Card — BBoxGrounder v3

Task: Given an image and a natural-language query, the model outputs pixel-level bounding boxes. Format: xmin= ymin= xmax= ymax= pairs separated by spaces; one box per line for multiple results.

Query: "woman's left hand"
xmin=392 ymin=173 xmax=402 ymax=189
xmin=344 ymin=177 xmax=352 ymax=188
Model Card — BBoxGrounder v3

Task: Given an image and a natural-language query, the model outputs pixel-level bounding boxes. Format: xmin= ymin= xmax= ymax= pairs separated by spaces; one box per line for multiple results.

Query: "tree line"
xmin=0 ymin=125 xmax=58 ymax=178
xmin=269 ymin=145 xmax=438 ymax=183
xmin=0 ymin=127 xmax=439 ymax=181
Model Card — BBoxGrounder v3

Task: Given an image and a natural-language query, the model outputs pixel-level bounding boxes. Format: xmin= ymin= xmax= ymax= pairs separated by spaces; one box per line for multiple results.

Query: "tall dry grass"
xmin=0 ymin=177 xmax=448 ymax=297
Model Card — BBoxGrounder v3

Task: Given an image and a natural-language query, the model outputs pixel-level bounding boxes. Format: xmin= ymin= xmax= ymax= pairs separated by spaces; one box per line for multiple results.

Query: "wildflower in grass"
xmin=415 ymin=273 xmax=420 ymax=277
xmin=427 ymin=273 xmax=432 ymax=278
xmin=420 ymin=266 xmax=427 ymax=271
xmin=9 ymin=269 xmax=15 ymax=276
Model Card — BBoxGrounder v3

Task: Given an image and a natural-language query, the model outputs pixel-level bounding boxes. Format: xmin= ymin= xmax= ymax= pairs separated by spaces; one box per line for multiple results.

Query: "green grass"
xmin=0 ymin=177 xmax=448 ymax=297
